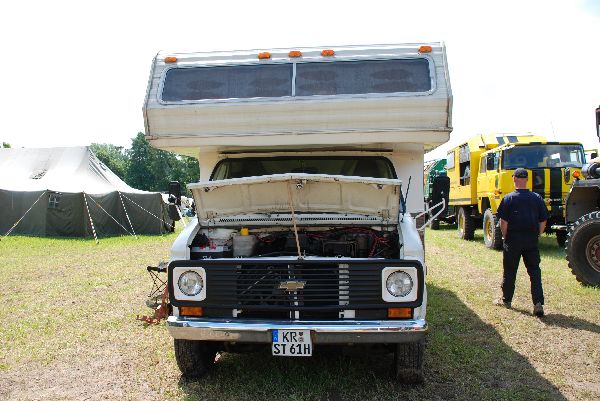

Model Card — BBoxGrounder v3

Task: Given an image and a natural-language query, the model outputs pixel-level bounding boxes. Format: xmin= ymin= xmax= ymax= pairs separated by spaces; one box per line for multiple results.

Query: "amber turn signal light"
xmin=179 ymin=306 xmax=203 ymax=317
xmin=573 ymin=170 xmax=581 ymax=179
xmin=258 ymin=52 xmax=271 ymax=59
xmin=321 ymin=49 xmax=335 ymax=57
xmin=388 ymin=307 xmax=412 ymax=318
xmin=164 ymin=56 xmax=178 ymax=63
xmin=288 ymin=50 xmax=302 ymax=58
xmin=418 ymin=45 xmax=432 ymax=53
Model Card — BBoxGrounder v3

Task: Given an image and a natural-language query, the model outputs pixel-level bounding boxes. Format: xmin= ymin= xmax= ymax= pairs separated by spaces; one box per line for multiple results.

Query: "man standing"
xmin=494 ymin=168 xmax=549 ymax=317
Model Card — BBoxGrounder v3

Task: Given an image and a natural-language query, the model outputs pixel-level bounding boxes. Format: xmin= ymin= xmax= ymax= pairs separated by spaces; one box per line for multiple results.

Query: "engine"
xmin=190 ymin=228 xmax=400 ymax=259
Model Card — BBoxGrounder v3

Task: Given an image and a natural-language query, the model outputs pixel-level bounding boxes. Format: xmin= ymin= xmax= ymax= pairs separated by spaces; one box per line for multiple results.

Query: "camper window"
xmin=458 ymin=144 xmax=471 ymax=186
xmin=446 ymin=151 xmax=455 ymax=169
xmin=295 ymin=59 xmax=432 ymax=96
xmin=161 ymin=64 xmax=293 ymax=101
xmin=161 ymin=58 xmax=432 ymax=102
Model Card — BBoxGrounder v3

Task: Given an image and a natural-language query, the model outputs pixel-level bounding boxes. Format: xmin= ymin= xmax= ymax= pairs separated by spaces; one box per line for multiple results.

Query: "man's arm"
xmin=536 ymin=194 xmax=549 ymax=236
xmin=500 ymin=218 xmax=508 ymax=238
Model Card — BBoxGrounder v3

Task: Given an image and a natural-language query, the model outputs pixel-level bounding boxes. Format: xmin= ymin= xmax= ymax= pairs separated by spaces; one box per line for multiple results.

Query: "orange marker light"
xmin=388 ymin=307 xmax=412 ymax=318
xmin=164 ymin=56 xmax=178 ymax=63
xmin=418 ymin=45 xmax=433 ymax=53
xmin=288 ymin=50 xmax=302 ymax=58
xmin=179 ymin=306 xmax=203 ymax=317
xmin=321 ymin=49 xmax=335 ymax=57
xmin=258 ymin=52 xmax=271 ymax=59
xmin=573 ymin=170 xmax=581 ymax=179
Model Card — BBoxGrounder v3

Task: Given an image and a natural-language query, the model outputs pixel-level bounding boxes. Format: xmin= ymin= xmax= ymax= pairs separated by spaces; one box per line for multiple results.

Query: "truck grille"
xmin=169 ymin=259 xmax=424 ymax=318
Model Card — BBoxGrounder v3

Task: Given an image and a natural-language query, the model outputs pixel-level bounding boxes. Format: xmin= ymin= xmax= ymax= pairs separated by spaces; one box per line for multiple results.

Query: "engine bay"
xmin=190 ymin=227 xmax=401 ymax=259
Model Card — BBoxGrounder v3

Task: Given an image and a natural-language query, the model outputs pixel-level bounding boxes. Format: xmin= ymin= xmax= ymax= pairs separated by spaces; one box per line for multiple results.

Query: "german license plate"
xmin=271 ymin=329 xmax=312 ymax=356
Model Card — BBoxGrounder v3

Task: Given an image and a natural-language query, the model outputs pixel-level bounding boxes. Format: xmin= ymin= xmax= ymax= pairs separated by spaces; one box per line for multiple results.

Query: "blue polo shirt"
xmin=496 ymin=189 xmax=549 ymax=234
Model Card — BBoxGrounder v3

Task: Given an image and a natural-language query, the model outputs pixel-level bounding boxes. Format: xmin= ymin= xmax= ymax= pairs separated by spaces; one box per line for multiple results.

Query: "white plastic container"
xmin=233 ymin=234 xmax=257 ymax=257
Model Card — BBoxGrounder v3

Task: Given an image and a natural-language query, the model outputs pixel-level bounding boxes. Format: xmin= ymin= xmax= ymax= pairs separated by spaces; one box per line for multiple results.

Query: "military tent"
xmin=0 ymin=147 xmax=174 ymax=238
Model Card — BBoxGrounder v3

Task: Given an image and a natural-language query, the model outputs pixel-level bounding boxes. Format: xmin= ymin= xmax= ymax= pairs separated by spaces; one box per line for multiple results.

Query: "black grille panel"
xmin=169 ymin=259 xmax=424 ymax=316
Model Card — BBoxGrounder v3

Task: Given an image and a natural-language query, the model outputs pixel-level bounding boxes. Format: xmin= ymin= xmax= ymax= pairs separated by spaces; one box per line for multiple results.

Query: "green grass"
xmin=0 ymin=227 xmax=598 ymax=400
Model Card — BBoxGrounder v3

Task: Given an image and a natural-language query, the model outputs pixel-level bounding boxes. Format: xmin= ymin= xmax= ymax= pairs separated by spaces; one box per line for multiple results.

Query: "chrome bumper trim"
xmin=167 ymin=316 xmax=427 ymax=343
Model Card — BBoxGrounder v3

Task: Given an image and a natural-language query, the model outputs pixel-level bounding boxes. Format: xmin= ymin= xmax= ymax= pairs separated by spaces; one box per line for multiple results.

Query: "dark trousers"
xmin=502 ymin=231 xmax=544 ymax=305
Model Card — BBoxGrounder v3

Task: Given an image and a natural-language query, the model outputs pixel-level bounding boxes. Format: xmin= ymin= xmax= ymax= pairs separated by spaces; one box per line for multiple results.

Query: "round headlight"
xmin=178 ymin=271 xmax=203 ymax=296
xmin=386 ymin=271 xmax=413 ymax=297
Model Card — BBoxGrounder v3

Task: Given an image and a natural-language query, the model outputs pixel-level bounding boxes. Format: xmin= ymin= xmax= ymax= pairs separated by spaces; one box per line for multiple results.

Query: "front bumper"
xmin=167 ymin=316 xmax=427 ymax=344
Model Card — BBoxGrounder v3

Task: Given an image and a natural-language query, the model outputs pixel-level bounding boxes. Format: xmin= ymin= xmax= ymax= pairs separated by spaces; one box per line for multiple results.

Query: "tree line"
xmin=91 ymin=132 xmax=199 ymax=195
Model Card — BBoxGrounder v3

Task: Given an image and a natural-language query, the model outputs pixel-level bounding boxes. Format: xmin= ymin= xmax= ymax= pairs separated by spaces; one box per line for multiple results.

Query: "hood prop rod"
xmin=287 ymin=181 xmax=303 ymax=259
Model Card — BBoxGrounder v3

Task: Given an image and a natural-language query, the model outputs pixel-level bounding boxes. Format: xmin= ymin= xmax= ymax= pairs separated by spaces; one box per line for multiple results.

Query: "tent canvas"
xmin=0 ymin=147 xmax=174 ymax=237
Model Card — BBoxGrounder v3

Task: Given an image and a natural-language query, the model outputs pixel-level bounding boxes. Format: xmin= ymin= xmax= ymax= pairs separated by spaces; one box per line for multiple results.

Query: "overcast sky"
xmin=1 ymin=0 xmax=599 ymax=160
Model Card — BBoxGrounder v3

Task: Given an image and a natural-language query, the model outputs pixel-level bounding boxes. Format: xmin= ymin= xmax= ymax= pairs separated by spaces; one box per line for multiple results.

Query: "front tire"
xmin=482 ymin=209 xmax=503 ymax=250
xmin=457 ymin=207 xmax=475 ymax=240
xmin=566 ymin=212 xmax=600 ymax=286
xmin=430 ymin=218 xmax=440 ymax=230
xmin=174 ymin=339 xmax=217 ymax=379
xmin=394 ymin=341 xmax=425 ymax=384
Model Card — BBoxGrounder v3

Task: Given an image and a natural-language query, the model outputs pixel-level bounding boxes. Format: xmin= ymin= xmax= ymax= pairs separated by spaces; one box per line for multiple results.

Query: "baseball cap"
xmin=512 ymin=168 xmax=528 ymax=178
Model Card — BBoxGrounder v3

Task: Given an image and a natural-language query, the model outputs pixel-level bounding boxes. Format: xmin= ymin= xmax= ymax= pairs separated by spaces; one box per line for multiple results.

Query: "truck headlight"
xmin=385 ymin=271 xmax=413 ymax=297
xmin=178 ymin=271 xmax=204 ymax=296
xmin=381 ymin=267 xmax=418 ymax=302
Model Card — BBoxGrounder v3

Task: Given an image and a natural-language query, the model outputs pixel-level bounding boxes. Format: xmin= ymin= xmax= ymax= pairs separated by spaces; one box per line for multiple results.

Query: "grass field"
xmin=0 ymin=227 xmax=598 ymax=401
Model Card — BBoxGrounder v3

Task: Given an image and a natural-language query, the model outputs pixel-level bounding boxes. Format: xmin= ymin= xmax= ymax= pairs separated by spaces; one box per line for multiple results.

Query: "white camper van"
xmin=144 ymin=43 xmax=452 ymax=383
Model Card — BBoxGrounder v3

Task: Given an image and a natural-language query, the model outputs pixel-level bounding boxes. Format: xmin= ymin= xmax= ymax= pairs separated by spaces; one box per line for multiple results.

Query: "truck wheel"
xmin=174 ymin=339 xmax=217 ymax=379
xmin=482 ymin=209 xmax=503 ymax=250
xmin=394 ymin=340 xmax=424 ymax=384
xmin=566 ymin=212 xmax=600 ymax=286
xmin=430 ymin=218 xmax=440 ymax=230
xmin=457 ymin=207 xmax=475 ymax=240
xmin=556 ymin=231 xmax=567 ymax=248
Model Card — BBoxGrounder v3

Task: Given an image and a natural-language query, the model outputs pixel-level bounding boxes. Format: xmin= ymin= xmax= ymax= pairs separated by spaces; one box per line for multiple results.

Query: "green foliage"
xmin=90 ymin=133 xmax=199 ymax=194
xmin=2 ymin=142 xmax=10 ymax=148
xmin=90 ymin=143 xmax=128 ymax=180
xmin=124 ymin=132 xmax=199 ymax=194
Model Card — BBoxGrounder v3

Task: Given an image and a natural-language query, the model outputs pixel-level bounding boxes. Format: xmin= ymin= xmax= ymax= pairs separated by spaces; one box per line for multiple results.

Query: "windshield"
xmin=211 ymin=156 xmax=396 ymax=180
xmin=502 ymin=144 xmax=584 ymax=169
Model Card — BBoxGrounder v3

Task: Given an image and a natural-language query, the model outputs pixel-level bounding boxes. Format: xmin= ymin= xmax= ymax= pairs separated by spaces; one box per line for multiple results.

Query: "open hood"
xmin=188 ymin=174 xmax=402 ymax=226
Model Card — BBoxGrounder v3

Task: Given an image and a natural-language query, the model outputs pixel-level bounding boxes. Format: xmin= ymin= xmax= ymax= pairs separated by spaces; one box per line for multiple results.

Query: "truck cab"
xmin=143 ymin=43 xmax=453 ymax=383
xmin=446 ymin=134 xmax=584 ymax=248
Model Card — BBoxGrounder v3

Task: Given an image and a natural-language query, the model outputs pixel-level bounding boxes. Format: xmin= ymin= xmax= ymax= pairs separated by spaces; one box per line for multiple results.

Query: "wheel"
xmin=556 ymin=231 xmax=567 ymax=248
xmin=174 ymin=339 xmax=217 ymax=379
xmin=482 ymin=209 xmax=503 ymax=250
xmin=457 ymin=207 xmax=475 ymax=240
xmin=566 ymin=212 xmax=600 ymax=286
xmin=430 ymin=218 xmax=440 ymax=230
xmin=394 ymin=341 xmax=424 ymax=384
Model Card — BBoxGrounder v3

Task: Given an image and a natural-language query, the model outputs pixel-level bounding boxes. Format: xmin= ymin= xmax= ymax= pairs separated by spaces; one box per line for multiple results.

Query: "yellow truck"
xmin=446 ymin=134 xmax=585 ymax=249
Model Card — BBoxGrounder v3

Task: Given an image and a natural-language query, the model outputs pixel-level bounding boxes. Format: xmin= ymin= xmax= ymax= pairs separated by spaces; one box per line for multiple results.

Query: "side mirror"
xmin=591 ymin=152 xmax=598 ymax=160
xmin=168 ymin=181 xmax=182 ymax=206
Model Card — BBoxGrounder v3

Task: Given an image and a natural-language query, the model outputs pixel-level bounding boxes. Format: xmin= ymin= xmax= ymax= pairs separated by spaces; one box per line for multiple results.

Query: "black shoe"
xmin=533 ymin=303 xmax=544 ymax=317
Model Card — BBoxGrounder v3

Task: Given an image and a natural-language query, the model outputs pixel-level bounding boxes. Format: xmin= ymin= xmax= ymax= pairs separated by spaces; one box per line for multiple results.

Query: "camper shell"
xmin=143 ymin=43 xmax=452 ymax=383
xmin=145 ymin=43 xmax=452 ymax=214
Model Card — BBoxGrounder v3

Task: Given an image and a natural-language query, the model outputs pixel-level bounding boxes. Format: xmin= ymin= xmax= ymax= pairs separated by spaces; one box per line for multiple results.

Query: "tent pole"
xmin=83 ymin=193 xmax=99 ymax=244
xmin=2 ymin=190 xmax=47 ymax=240
xmin=118 ymin=191 xmax=138 ymax=239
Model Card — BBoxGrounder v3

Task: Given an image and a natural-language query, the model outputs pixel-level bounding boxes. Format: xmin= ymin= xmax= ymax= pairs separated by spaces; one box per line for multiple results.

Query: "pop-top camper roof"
xmin=144 ymin=43 xmax=452 ymax=156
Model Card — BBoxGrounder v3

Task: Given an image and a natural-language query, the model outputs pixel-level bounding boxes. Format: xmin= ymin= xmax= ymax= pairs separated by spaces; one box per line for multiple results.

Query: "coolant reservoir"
xmin=233 ymin=228 xmax=257 ymax=257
